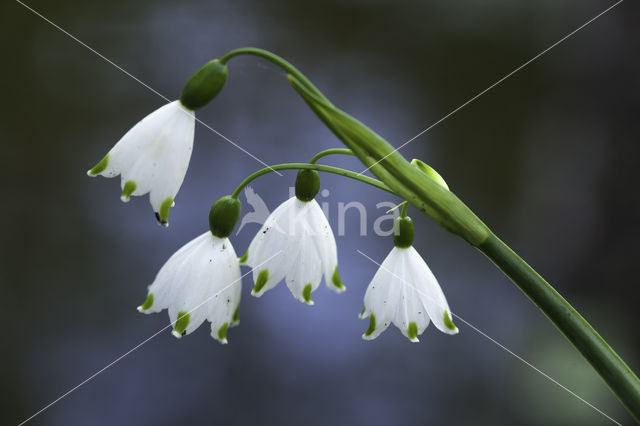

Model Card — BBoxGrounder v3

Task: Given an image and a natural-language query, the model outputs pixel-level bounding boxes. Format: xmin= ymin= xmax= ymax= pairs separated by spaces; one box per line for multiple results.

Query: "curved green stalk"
xmin=231 ymin=163 xmax=397 ymax=199
xmin=279 ymin=59 xmax=640 ymax=420
xmin=400 ymin=201 xmax=408 ymax=218
xmin=220 ymin=47 xmax=330 ymax=104
xmin=479 ymin=234 xmax=640 ymax=419
xmin=309 ymin=148 xmax=355 ymax=164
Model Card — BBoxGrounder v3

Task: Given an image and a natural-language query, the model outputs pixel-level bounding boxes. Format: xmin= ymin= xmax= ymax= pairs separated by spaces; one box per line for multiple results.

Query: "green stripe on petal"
xmin=407 ymin=322 xmax=419 ymax=341
xmin=87 ymin=153 xmax=109 ymax=176
xmin=121 ymin=180 xmax=136 ymax=202
xmin=156 ymin=197 xmax=173 ymax=227
xmin=217 ymin=322 xmax=229 ymax=343
xmin=238 ymin=250 xmax=248 ymax=264
xmin=332 ymin=266 xmax=346 ymax=291
xmin=173 ymin=311 xmax=190 ymax=337
xmin=444 ymin=310 xmax=457 ymax=331
xmin=364 ymin=313 xmax=376 ymax=337
xmin=138 ymin=293 xmax=154 ymax=311
xmin=302 ymin=283 xmax=313 ymax=305
xmin=252 ymin=269 xmax=269 ymax=294
xmin=232 ymin=306 xmax=240 ymax=325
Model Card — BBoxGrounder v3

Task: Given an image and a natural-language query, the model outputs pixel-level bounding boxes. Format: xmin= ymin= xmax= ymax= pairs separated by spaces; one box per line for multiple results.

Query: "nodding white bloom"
xmin=137 ymin=231 xmax=241 ymax=344
xmin=361 ymin=215 xmax=458 ymax=342
xmin=242 ymin=170 xmax=345 ymax=305
xmin=87 ymin=101 xmax=195 ymax=226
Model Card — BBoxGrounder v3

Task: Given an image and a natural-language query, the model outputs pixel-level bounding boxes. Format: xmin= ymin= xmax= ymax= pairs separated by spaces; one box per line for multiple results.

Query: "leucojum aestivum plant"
xmin=86 ymin=48 xmax=640 ymax=420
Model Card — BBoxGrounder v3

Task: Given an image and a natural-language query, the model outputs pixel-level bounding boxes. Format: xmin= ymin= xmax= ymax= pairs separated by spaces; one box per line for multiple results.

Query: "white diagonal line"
xmin=15 ymin=0 xmax=283 ymax=176
xmin=356 ymin=249 xmax=621 ymax=425
xmin=17 ymin=250 xmax=282 ymax=426
xmin=451 ymin=313 xmax=623 ymax=426
xmin=358 ymin=0 xmax=623 ymax=175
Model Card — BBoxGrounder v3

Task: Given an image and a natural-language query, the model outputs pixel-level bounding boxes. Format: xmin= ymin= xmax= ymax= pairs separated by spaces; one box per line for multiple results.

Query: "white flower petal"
xmin=407 ymin=247 xmax=458 ymax=335
xmin=285 ymin=230 xmax=323 ymax=305
xmin=305 ymin=200 xmax=343 ymax=293
xmin=362 ymin=248 xmax=403 ymax=340
xmin=139 ymin=232 xmax=242 ymax=342
xmin=89 ymin=101 xmax=195 ymax=222
xmin=246 ymin=198 xmax=301 ymax=296
xmin=245 ymin=197 xmax=343 ymax=304
xmin=361 ymin=246 xmax=457 ymax=341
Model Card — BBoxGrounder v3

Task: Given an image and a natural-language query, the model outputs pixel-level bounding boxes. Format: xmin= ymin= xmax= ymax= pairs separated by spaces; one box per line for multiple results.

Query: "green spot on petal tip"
xmin=139 ymin=293 xmax=153 ymax=311
xmin=238 ymin=250 xmax=248 ymax=264
xmin=217 ymin=322 xmax=229 ymax=343
xmin=332 ymin=266 xmax=345 ymax=291
xmin=87 ymin=153 xmax=109 ymax=176
xmin=407 ymin=322 xmax=419 ymax=341
xmin=232 ymin=306 xmax=240 ymax=325
xmin=121 ymin=180 xmax=136 ymax=202
xmin=156 ymin=197 xmax=173 ymax=227
xmin=302 ymin=283 xmax=313 ymax=305
xmin=173 ymin=311 xmax=190 ymax=337
xmin=364 ymin=314 xmax=376 ymax=337
xmin=359 ymin=306 xmax=366 ymax=318
xmin=444 ymin=310 xmax=457 ymax=331
xmin=252 ymin=269 xmax=269 ymax=295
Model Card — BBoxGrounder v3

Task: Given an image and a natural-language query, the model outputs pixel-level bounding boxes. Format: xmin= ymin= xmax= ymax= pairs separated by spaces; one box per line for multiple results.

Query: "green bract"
xmin=295 ymin=169 xmax=320 ymax=201
xmin=209 ymin=195 xmax=241 ymax=238
xmin=411 ymin=159 xmax=449 ymax=190
xmin=286 ymin=74 xmax=489 ymax=247
xmin=180 ymin=59 xmax=228 ymax=110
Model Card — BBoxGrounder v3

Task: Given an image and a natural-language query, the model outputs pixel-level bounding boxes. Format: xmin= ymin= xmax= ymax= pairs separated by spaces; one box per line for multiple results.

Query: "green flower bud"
xmin=180 ymin=59 xmax=228 ymax=110
xmin=209 ymin=195 xmax=241 ymax=238
xmin=295 ymin=169 xmax=320 ymax=202
xmin=393 ymin=216 xmax=414 ymax=248
xmin=410 ymin=159 xmax=449 ymax=190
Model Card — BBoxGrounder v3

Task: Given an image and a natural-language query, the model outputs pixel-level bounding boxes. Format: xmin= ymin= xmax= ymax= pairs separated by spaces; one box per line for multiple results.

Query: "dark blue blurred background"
xmin=2 ymin=0 xmax=639 ymax=424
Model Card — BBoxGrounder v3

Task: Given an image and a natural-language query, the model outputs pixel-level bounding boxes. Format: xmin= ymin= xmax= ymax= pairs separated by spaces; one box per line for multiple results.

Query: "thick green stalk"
xmin=231 ymin=163 xmax=396 ymax=199
xmin=479 ymin=233 xmax=640 ymax=420
xmin=280 ymin=66 xmax=640 ymax=420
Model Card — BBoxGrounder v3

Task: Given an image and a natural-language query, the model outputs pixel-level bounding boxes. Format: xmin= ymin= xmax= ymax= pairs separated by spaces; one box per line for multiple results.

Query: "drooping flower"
xmin=138 ymin=196 xmax=243 ymax=343
xmin=360 ymin=215 xmax=458 ymax=342
xmin=87 ymin=101 xmax=195 ymax=226
xmin=242 ymin=170 xmax=345 ymax=305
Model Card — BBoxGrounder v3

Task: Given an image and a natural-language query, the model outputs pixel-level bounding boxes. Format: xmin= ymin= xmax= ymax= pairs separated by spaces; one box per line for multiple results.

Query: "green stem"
xmin=400 ymin=201 xmax=408 ymax=218
xmin=479 ymin=233 xmax=640 ymax=421
xmin=310 ymin=148 xmax=354 ymax=164
xmin=282 ymin=58 xmax=640 ymax=420
xmin=231 ymin=163 xmax=397 ymax=199
xmin=219 ymin=47 xmax=330 ymax=104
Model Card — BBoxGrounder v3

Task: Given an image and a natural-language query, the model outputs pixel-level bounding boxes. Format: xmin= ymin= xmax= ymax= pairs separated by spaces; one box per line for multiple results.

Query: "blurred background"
xmin=2 ymin=0 xmax=639 ymax=424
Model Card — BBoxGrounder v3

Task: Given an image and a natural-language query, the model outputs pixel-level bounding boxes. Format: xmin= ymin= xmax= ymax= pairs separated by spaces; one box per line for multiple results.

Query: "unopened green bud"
xmin=295 ymin=169 xmax=320 ymax=202
xmin=180 ymin=59 xmax=228 ymax=110
xmin=393 ymin=216 xmax=414 ymax=248
xmin=209 ymin=195 xmax=241 ymax=238
xmin=410 ymin=159 xmax=449 ymax=190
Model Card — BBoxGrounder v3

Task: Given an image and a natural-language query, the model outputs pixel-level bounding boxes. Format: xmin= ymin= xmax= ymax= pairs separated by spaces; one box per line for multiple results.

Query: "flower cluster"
xmin=87 ymin=56 xmax=457 ymax=344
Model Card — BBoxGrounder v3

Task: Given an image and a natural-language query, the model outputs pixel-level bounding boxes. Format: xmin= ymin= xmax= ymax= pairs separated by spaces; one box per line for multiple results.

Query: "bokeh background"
xmin=2 ymin=0 xmax=639 ymax=424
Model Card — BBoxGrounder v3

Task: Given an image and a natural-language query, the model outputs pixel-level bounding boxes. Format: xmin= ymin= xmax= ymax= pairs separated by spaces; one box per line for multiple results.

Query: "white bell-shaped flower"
xmin=138 ymin=231 xmax=242 ymax=344
xmin=361 ymin=215 xmax=458 ymax=342
xmin=243 ymin=193 xmax=345 ymax=305
xmin=87 ymin=100 xmax=195 ymax=226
